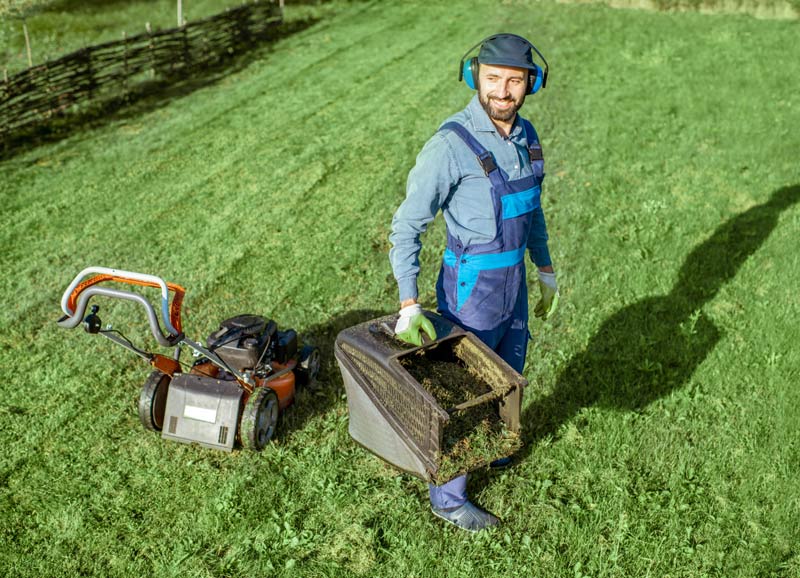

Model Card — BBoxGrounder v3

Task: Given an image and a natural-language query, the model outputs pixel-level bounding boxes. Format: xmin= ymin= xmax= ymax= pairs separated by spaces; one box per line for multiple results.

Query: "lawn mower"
xmin=57 ymin=266 xmax=321 ymax=452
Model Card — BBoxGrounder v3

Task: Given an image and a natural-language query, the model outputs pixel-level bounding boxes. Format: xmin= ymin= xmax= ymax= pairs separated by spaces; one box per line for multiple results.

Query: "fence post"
xmin=2 ymin=68 xmax=6 ymax=122
xmin=44 ymin=60 xmax=54 ymax=120
xmin=1 ymin=68 xmax=7 ymax=150
xmin=146 ymin=22 xmax=156 ymax=78
xmin=181 ymin=24 xmax=192 ymax=76
xmin=224 ymin=8 xmax=233 ymax=58
xmin=239 ymin=3 xmax=253 ymax=49
xmin=84 ymin=47 xmax=95 ymax=102
xmin=122 ymin=31 xmax=130 ymax=103
xmin=23 ymin=20 xmax=33 ymax=68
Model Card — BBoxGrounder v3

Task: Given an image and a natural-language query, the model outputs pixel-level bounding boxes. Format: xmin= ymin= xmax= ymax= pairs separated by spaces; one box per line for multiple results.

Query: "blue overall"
xmin=429 ymin=119 xmax=545 ymax=510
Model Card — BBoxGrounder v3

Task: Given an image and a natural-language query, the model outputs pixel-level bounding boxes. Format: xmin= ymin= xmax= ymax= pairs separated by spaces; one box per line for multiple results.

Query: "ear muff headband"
xmin=462 ymin=56 xmax=543 ymax=94
xmin=458 ymin=33 xmax=549 ymax=94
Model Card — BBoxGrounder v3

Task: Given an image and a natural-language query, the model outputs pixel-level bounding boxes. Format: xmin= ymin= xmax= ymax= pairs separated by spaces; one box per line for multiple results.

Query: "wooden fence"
xmin=0 ymin=1 xmax=282 ymax=146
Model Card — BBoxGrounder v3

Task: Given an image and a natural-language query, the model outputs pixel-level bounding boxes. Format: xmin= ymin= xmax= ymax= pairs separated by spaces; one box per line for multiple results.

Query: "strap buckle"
xmin=528 ymin=144 xmax=543 ymax=161
xmin=478 ymin=152 xmax=497 ymax=175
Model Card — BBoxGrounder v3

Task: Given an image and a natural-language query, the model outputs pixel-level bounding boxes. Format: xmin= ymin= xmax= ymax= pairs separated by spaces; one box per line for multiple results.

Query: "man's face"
xmin=477 ymin=64 xmax=528 ymax=123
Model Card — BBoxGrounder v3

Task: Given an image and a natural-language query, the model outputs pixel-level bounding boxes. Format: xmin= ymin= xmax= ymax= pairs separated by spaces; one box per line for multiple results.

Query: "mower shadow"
xmin=275 ymin=308 xmax=392 ymax=441
xmin=0 ymin=17 xmax=319 ymax=163
xmin=513 ymin=184 xmax=800 ymax=456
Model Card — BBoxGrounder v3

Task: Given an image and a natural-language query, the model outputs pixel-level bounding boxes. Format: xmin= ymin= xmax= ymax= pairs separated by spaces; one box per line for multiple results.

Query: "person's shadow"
xmin=520 ymin=184 xmax=800 ymax=447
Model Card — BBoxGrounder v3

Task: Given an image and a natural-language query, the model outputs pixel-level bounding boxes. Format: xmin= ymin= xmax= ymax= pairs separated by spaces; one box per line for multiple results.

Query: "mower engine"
xmin=160 ymin=314 xmax=303 ymax=452
xmin=205 ymin=314 xmax=297 ymax=376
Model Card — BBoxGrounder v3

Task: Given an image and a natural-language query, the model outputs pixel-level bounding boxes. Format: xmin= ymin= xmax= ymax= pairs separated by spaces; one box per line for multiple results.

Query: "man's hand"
xmin=394 ymin=303 xmax=437 ymax=346
xmin=534 ymin=270 xmax=559 ymax=320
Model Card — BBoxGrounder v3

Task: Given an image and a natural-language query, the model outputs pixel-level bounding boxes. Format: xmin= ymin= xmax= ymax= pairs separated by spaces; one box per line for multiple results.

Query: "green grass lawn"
xmin=1 ymin=0 xmax=799 ymax=576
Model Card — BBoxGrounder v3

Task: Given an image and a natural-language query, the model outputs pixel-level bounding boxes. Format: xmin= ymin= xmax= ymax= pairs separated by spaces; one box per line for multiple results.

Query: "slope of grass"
xmin=1 ymin=0 xmax=799 ymax=576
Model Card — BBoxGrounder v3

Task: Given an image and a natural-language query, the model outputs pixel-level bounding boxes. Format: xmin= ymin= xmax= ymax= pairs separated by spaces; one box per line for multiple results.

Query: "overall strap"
xmin=521 ymin=118 xmax=538 ymax=143
xmin=439 ymin=121 xmax=498 ymax=176
xmin=521 ymin=118 xmax=544 ymax=178
xmin=521 ymin=119 xmax=544 ymax=162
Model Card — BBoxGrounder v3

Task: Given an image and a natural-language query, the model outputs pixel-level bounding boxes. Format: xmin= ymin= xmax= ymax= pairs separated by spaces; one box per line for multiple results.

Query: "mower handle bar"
xmin=60 ymin=267 xmax=182 ymax=336
xmin=57 ymin=286 xmax=181 ymax=347
xmin=58 ymin=267 xmax=255 ymax=387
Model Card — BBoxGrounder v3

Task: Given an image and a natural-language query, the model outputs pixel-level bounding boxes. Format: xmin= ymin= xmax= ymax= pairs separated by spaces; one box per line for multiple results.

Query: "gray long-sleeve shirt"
xmin=389 ymin=95 xmax=552 ymax=302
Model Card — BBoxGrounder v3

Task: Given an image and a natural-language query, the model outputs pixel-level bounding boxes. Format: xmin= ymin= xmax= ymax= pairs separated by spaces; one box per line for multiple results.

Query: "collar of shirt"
xmin=466 ymin=94 xmax=525 ymax=141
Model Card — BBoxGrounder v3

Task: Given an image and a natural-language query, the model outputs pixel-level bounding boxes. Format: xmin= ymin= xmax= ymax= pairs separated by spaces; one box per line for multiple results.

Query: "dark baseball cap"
xmin=477 ymin=34 xmax=537 ymax=71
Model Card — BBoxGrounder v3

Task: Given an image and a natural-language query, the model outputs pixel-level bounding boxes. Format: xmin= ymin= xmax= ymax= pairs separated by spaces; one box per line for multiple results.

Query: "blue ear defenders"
xmin=458 ymin=33 xmax=549 ymax=95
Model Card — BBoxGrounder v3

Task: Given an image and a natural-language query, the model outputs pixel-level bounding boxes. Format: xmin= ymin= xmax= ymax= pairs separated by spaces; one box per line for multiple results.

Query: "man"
xmin=388 ymin=33 xmax=559 ymax=532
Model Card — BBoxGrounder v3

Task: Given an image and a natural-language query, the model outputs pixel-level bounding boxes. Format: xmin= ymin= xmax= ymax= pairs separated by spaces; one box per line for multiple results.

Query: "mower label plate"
xmin=183 ymin=405 xmax=217 ymax=423
xmin=162 ymin=373 xmax=243 ymax=451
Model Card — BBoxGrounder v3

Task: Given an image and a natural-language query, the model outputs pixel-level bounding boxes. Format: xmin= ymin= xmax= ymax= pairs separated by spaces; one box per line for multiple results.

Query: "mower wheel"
xmin=138 ymin=370 xmax=171 ymax=432
xmin=296 ymin=345 xmax=321 ymax=386
xmin=240 ymin=387 xmax=279 ymax=451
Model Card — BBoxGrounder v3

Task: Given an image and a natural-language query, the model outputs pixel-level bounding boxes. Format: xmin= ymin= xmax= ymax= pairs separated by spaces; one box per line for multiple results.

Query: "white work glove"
xmin=534 ymin=271 xmax=559 ymax=320
xmin=394 ymin=304 xmax=437 ymax=346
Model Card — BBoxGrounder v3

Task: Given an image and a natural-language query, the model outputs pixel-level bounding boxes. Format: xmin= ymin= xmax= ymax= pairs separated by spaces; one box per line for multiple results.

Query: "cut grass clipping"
xmin=400 ymin=347 xmax=521 ymax=483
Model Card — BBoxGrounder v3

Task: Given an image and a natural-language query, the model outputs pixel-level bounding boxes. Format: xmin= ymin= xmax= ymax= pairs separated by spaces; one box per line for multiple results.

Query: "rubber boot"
xmin=431 ymin=501 xmax=499 ymax=532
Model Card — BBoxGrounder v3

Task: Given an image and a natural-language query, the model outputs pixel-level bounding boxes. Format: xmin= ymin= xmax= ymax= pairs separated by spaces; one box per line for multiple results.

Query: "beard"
xmin=479 ymin=90 xmax=525 ymax=122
